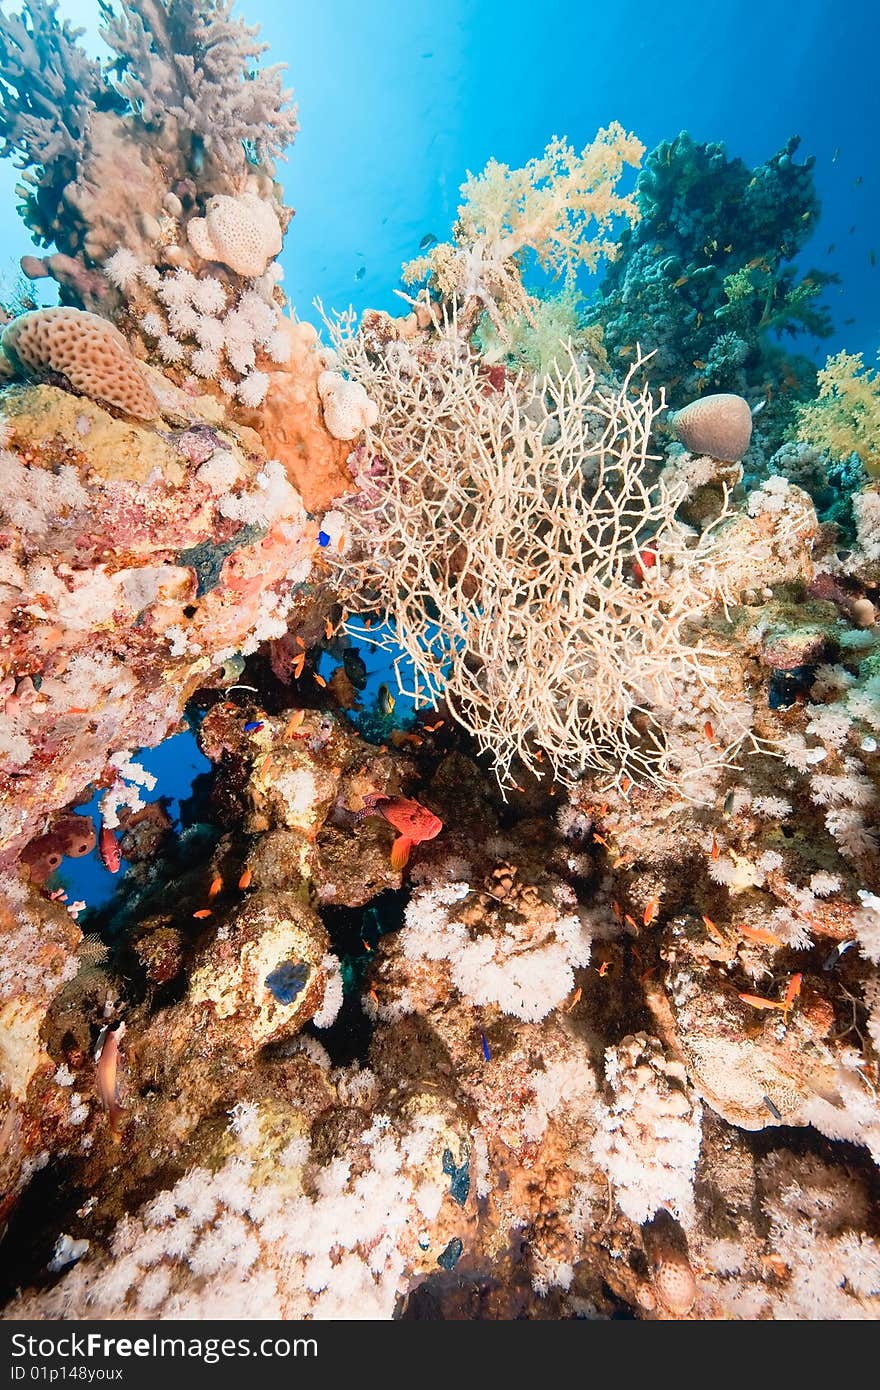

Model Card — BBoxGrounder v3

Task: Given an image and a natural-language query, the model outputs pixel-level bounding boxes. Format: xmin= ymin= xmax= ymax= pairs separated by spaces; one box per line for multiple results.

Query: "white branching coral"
xmin=591 ymin=1033 xmax=702 ymax=1225
xmin=332 ymin=333 xmax=750 ymax=793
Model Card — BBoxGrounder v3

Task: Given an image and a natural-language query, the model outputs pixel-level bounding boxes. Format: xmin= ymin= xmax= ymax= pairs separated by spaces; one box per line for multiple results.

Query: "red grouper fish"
xmin=99 ymin=824 xmax=121 ymax=874
xmin=356 ymin=794 xmax=442 ymax=870
xmin=95 ymin=1022 xmax=126 ymax=1143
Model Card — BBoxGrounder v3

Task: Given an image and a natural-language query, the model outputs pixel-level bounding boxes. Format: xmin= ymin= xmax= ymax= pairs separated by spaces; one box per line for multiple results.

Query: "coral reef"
xmin=0 ymin=0 xmax=879 ymax=1331
xmin=794 ymin=350 xmax=880 ymax=479
xmin=588 ymin=132 xmax=835 ymax=431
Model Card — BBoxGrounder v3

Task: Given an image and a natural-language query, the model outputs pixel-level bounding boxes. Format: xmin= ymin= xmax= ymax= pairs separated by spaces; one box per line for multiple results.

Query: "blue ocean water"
xmin=1 ymin=0 xmax=877 ymax=362
xmin=54 ymin=729 xmax=211 ymax=912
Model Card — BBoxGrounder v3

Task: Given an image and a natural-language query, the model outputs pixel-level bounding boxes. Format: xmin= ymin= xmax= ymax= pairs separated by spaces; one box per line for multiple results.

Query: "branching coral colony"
xmin=331 ymin=329 xmax=753 ymax=794
xmin=2 ymin=0 xmax=880 ymax=1327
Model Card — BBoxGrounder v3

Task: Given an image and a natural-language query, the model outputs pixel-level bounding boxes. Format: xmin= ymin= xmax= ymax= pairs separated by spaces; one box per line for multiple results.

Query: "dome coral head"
xmin=669 ymin=392 xmax=753 ymax=462
xmin=0 ymin=307 xmax=159 ymax=419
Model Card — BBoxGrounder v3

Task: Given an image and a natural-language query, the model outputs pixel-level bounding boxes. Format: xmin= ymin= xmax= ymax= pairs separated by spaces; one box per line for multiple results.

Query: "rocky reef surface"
xmin=0 ymin=0 xmax=879 ymax=1323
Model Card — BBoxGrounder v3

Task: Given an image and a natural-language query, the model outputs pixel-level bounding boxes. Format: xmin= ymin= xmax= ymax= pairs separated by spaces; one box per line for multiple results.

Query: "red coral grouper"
xmin=357 ymin=794 xmax=442 ymax=870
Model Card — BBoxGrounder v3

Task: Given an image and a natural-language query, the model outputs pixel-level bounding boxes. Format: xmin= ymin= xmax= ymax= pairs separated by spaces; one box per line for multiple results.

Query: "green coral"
xmin=588 ymin=131 xmax=836 ymax=427
xmin=794 ymin=351 xmax=880 ymax=478
xmin=472 ymin=285 xmax=608 ymax=376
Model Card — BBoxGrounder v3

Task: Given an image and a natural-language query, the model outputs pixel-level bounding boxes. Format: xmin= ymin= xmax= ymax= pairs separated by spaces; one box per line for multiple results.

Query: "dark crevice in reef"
xmin=311 ymin=889 xmax=409 ymax=1065
xmin=0 ymin=1159 xmax=91 ymax=1305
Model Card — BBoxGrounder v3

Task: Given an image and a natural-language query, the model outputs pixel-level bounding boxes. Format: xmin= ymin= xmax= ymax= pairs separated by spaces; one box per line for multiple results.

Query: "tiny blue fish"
xmin=481 ymin=1032 xmax=491 ymax=1062
xmin=355 ymin=265 xmax=366 ymax=281
xmin=317 ymin=531 xmax=331 ymax=547
xmin=436 ymin=1237 xmax=463 ymax=1271
xmin=265 ymin=961 xmax=309 ymax=1005
xmin=419 ymin=232 xmax=438 ymax=251
xmin=243 ymin=720 xmax=264 ymax=733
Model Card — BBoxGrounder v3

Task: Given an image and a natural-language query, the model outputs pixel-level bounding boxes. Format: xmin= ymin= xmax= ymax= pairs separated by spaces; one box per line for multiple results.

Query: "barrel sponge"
xmin=670 ymin=392 xmax=753 ymax=463
xmin=317 ymin=370 xmax=379 ymax=441
xmin=187 ymin=193 xmax=283 ymax=279
xmin=1 ymin=308 xmax=159 ymax=419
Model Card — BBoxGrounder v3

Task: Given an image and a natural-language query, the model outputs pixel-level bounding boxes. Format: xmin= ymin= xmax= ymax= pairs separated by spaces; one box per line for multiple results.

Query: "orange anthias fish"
xmin=356 ymin=793 xmax=443 ymax=869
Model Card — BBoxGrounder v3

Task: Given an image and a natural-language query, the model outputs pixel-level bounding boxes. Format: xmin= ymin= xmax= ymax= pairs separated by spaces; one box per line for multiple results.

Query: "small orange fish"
xmin=324 ymin=617 xmax=335 ymax=640
xmin=695 ymin=311 xmax=704 ymax=327
xmin=208 ymin=876 xmax=223 ymax=900
xmin=740 ymin=924 xmax=785 ymax=947
xmin=238 ymin=867 xmax=252 ymax=890
xmin=738 ymin=992 xmax=787 ymax=1011
xmin=368 ymin=987 xmax=380 ymax=1009
xmin=784 ymin=973 xmax=803 ymax=1012
xmin=621 ymin=776 xmax=633 ymax=795
xmin=285 ymin=709 xmax=305 ymax=737
xmin=66 ymin=706 xmax=90 ymax=715
xmin=356 ymin=793 xmax=443 ymax=870
xmin=363 ymin=617 xmax=372 ymax=629
xmin=596 ymin=959 xmax=611 ymax=978
xmin=423 ymin=720 xmax=445 ymax=733
xmin=566 ymin=986 xmax=582 ymax=1011
xmin=643 ymin=898 xmax=659 ymax=927
xmin=95 ymin=1023 xmax=126 ymax=1144
xmin=702 ymin=914 xmax=726 ymax=944
xmin=292 ymin=652 xmax=306 ymax=680
xmin=314 ymin=673 xmax=327 ymax=688
xmin=624 ymin=913 xmax=639 ymax=933
xmin=193 ymin=908 xmax=212 ymax=919
xmin=703 ymin=720 xmax=716 ymax=743
xmin=294 ymin=635 xmax=305 ymax=650
xmin=711 ymin=834 xmax=720 ymax=860
xmin=337 ymin=533 xmax=346 ymax=553
xmin=593 ymin=833 xmax=608 ymax=848
xmin=611 ymin=900 xmax=623 ymax=922
xmin=745 ymin=255 xmax=766 ymax=270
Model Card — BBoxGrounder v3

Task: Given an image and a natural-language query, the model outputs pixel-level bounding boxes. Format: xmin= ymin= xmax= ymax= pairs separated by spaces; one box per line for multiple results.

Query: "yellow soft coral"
xmin=403 ymin=124 xmax=644 ymax=339
xmin=795 ymin=350 xmax=880 ymax=478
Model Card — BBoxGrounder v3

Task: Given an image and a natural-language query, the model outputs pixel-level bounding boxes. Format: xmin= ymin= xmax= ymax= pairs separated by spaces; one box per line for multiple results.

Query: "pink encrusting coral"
xmin=0 ymin=379 xmax=316 ymax=860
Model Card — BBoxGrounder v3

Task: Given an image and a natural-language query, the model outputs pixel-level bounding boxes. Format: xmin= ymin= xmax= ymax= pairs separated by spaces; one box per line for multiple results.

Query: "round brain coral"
xmin=187 ymin=193 xmax=283 ymax=278
xmin=670 ymin=392 xmax=753 ymax=463
xmin=1 ymin=308 xmax=159 ymax=419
